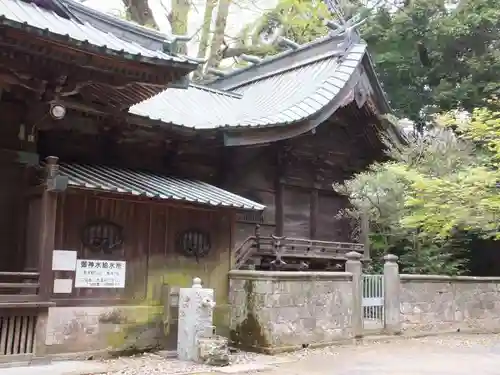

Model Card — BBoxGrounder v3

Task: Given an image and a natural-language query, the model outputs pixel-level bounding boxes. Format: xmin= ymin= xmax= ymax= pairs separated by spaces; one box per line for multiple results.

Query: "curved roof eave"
xmin=129 ymin=43 xmax=371 ymax=135
xmin=222 ymin=61 xmax=364 ymax=147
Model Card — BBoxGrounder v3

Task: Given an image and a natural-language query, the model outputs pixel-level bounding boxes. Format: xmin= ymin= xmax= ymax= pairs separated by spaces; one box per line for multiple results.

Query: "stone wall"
xmin=400 ymin=275 xmax=500 ymax=334
xmin=37 ymin=305 xmax=165 ymax=357
xmin=228 ymin=270 xmax=354 ymax=354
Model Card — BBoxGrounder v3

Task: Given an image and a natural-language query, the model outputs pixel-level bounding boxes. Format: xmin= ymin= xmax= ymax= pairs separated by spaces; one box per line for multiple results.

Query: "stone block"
xmin=197 ymin=336 xmax=230 ymax=366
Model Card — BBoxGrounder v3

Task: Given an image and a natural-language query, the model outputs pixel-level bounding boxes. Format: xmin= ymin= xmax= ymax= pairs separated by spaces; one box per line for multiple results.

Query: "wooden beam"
xmin=37 ymin=158 xmax=59 ymax=300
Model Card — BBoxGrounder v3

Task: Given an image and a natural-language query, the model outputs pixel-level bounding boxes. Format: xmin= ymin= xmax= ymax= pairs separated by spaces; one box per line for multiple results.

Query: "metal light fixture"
xmin=49 ymin=103 xmax=66 ymax=120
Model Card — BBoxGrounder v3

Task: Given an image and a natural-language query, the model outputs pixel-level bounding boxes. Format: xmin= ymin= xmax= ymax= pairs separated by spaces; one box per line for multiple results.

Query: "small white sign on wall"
xmin=52 ymin=250 xmax=77 ymax=271
xmin=74 ymin=259 xmax=126 ymax=288
xmin=53 ymin=278 xmax=73 ymax=294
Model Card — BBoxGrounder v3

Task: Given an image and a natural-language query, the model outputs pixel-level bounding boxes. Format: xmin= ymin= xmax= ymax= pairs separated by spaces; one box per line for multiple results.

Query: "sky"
xmin=82 ymin=0 xmax=279 ymax=56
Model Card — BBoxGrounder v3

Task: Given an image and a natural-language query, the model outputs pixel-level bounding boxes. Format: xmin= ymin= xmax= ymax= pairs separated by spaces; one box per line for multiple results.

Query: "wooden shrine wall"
xmin=0 ymin=101 xmax=33 ymax=273
xmin=51 ymin=191 xmax=233 ymax=306
xmin=226 ymin=144 xmax=354 ymax=249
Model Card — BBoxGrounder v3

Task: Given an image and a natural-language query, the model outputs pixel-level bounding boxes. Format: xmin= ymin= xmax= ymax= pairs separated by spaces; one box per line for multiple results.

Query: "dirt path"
xmin=253 ymin=334 xmax=500 ymax=375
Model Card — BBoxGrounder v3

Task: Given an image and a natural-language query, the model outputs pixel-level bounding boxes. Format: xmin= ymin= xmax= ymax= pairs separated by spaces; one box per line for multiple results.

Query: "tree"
xmin=333 ymin=106 xmax=500 ymax=274
xmin=360 ymin=0 xmax=500 ymax=126
xmin=400 ymin=108 xmax=500 ymax=238
xmin=194 ymin=0 xmax=332 ymax=77
xmin=222 ymin=0 xmax=331 ymax=60
xmin=205 ymin=0 xmax=232 ymax=69
xmin=122 ymin=0 xmax=158 ymax=28
xmin=121 ymin=0 xmax=190 ymax=48
xmin=115 ymin=0 xmax=334 ymax=77
xmin=169 ymin=0 xmax=191 ymax=53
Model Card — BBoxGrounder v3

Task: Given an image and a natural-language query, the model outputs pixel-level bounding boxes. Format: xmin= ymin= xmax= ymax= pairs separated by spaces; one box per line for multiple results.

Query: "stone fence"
xmin=228 ymin=253 xmax=500 ymax=353
xmin=400 ymin=274 xmax=500 ymax=334
xmin=228 ymin=271 xmax=354 ymax=353
xmin=228 ymin=252 xmax=364 ymax=353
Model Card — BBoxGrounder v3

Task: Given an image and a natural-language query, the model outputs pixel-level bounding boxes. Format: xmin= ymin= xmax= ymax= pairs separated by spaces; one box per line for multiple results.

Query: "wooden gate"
xmin=362 ymin=274 xmax=384 ymax=331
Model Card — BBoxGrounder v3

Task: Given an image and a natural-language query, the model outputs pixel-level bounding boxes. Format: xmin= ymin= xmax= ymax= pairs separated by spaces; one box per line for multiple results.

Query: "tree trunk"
xmin=170 ymin=0 xmax=191 ymax=54
xmin=205 ymin=0 xmax=231 ymax=70
xmin=192 ymin=0 xmax=217 ymax=80
xmin=197 ymin=0 xmax=217 ymax=59
xmin=122 ymin=0 xmax=158 ymax=28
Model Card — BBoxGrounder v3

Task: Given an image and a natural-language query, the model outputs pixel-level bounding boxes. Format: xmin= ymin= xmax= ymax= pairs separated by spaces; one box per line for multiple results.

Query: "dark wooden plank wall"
xmin=0 ymin=162 xmax=25 ymax=272
xmin=52 ymin=191 xmax=233 ymax=304
xmin=24 ymin=197 xmax=42 ymax=271
xmin=0 ymin=102 xmax=33 ymax=273
xmin=227 ymin=147 xmax=277 ymax=247
xmin=228 ymin=143 xmax=353 ymax=248
xmin=283 ymin=186 xmax=310 ymax=238
xmin=317 ymin=192 xmax=352 ymax=242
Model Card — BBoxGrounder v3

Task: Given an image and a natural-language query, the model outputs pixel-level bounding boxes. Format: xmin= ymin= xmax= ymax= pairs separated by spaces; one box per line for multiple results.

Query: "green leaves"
xmin=242 ymin=0 xmax=330 ymax=57
xmin=335 ymin=107 xmax=500 ymax=275
xmin=361 ymin=0 xmax=500 ymax=122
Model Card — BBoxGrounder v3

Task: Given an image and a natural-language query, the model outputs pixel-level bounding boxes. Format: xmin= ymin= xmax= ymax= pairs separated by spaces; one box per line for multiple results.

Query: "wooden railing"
xmin=233 ymin=225 xmax=365 ymax=269
xmin=0 ymin=272 xmax=40 ymax=303
xmin=257 ymin=237 xmax=364 ymax=258
xmin=234 ymin=236 xmax=259 ymax=269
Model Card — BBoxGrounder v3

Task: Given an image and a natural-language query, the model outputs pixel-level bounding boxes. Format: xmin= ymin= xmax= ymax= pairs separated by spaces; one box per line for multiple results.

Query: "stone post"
xmin=177 ymin=277 xmax=216 ymax=362
xmin=345 ymin=251 xmax=363 ymax=339
xmin=383 ymin=254 xmax=401 ymax=334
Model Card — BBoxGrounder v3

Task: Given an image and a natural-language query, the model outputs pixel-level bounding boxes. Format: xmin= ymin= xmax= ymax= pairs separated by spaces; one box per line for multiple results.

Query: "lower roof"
xmin=58 ymin=163 xmax=265 ymax=211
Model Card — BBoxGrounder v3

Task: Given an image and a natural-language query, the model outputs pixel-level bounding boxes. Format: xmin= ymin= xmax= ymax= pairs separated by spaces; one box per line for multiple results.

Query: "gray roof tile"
xmin=129 ymin=43 xmax=367 ymax=129
xmin=0 ymin=0 xmax=190 ymax=65
xmin=59 ymin=163 xmax=265 ymax=211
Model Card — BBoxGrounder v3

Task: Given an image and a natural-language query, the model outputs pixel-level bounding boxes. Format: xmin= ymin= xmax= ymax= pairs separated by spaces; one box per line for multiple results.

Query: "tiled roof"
xmin=129 ymin=41 xmax=368 ymax=129
xmin=129 ymin=84 xmax=241 ymax=129
xmin=60 ymin=0 xmax=174 ymax=52
xmin=58 ymin=163 xmax=265 ymax=211
xmin=0 ymin=0 xmax=193 ymax=66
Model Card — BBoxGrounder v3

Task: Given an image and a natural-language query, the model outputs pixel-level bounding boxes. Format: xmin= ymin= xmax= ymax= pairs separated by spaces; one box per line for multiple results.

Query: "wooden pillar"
xmin=309 ymin=187 xmax=319 ymax=240
xmin=38 ymin=156 xmax=58 ymax=300
xmin=274 ymin=143 xmax=285 ymax=237
xmin=274 ymin=179 xmax=284 ymax=236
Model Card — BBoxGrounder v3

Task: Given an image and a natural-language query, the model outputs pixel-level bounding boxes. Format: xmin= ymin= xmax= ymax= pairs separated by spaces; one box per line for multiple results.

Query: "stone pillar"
xmin=345 ymin=251 xmax=363 ymax=339
xmin=177 ymin=278 xmax=216 ymax=362
xmin=383 ymin=254 xmax=401 ymax=335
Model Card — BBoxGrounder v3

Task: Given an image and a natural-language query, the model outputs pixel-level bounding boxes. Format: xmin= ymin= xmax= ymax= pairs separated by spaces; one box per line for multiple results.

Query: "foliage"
xmin=215 ymin=0 xmax=331 ymax=69
xmin=334 ymin=107 xmax=500 ymax=275
xmin=360 ymin=0 xmax=500 ymax=125
xmin=251 ymin=0 xmax=330 ymax=46
xmin=400 ymin=108 xmax=500 ymax=238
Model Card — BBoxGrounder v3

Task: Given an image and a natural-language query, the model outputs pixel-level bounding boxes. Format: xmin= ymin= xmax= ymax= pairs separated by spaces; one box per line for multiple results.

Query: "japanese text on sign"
xmin=74 ymin=259 xmax=126 ymax=288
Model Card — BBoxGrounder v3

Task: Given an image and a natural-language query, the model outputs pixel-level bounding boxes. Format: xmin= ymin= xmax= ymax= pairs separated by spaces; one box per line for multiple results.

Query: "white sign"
xmin=74 ymin=259 xmax=126 ymax=288
xmin=53 ymin=278 xmax=73 ymax=294
xmin=52 ymin=250 xmax=77 ymax=271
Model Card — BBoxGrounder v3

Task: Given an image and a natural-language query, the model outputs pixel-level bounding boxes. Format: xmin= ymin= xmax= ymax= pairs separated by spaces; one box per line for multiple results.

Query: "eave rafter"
xmin=0 ymin=27 xmax=193 ymax=109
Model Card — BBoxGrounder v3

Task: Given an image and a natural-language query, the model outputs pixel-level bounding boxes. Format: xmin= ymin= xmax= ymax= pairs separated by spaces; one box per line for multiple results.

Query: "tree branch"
xmin=221 ymin=44 xmax=276 ymax=59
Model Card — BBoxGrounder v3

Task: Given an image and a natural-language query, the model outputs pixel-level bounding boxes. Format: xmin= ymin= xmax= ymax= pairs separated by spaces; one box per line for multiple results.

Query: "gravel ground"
xmin=96 ymin=334 xmax=500 ymax=375
xmin=98 ymin=350 xmax=289 ymax=375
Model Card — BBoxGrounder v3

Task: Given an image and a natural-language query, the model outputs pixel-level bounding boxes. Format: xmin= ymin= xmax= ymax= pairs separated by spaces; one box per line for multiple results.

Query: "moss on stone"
xmin=229 ymin=280 xmax=269 ymax=352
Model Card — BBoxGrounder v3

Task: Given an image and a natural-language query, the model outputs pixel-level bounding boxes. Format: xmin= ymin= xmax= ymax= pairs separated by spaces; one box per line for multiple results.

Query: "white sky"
xmin=82 ymin=0 xmax=279 ymax=56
